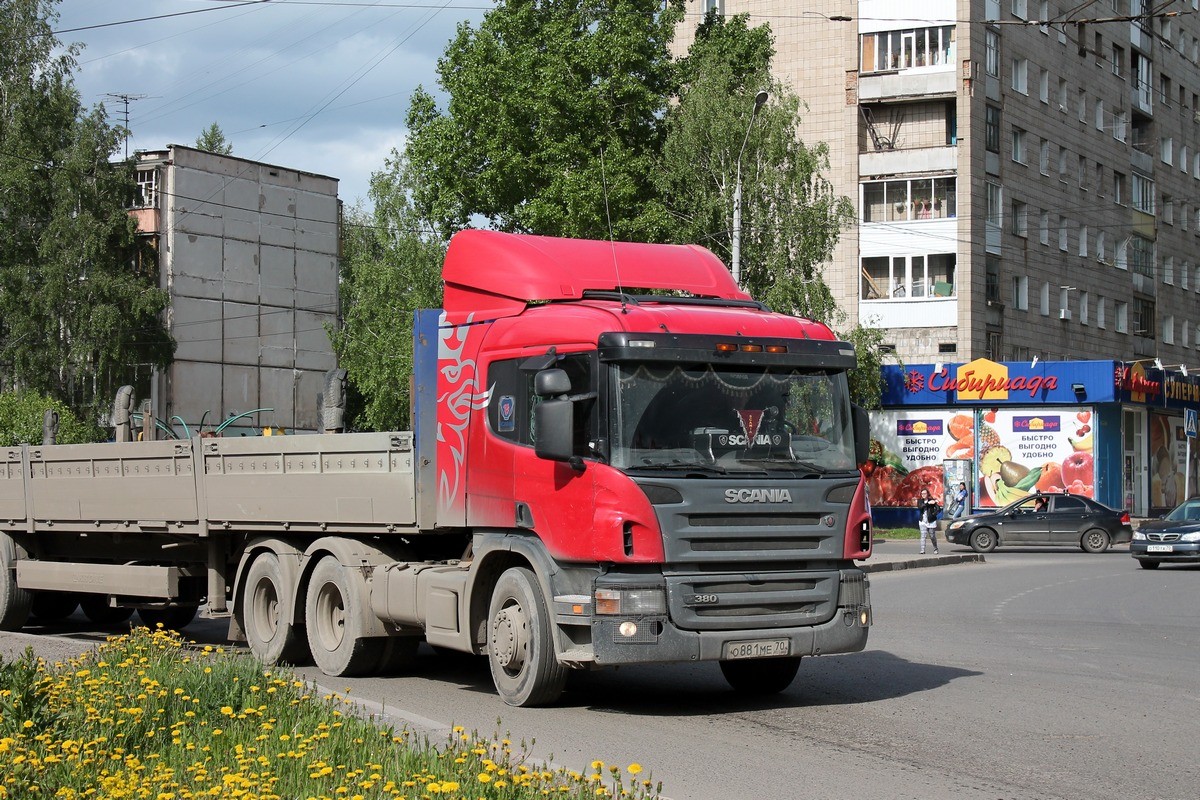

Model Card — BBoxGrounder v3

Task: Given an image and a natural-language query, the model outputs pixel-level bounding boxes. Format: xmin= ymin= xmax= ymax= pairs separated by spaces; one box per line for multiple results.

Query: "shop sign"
xmin=1113 ymin=363 xmax=1161 ymax=403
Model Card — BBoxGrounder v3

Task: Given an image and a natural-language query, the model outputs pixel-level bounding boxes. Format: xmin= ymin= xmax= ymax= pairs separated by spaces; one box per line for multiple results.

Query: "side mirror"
xmin=534 ymin=398 xmax=581 ymax=468
xmin=852 ymin=404 xmax=870 ymax=466
xmin=534 ymin=368 xmax=571 ymax=397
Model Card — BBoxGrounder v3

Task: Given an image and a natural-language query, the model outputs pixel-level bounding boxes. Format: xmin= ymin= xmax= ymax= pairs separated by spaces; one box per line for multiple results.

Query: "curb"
xmin=859 ymin=553 xmax=985 ymax=573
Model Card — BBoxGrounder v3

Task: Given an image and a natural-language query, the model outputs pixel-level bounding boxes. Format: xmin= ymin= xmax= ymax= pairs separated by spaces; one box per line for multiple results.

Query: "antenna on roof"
xmin=599 ymin=146 xmax=627 ymax=314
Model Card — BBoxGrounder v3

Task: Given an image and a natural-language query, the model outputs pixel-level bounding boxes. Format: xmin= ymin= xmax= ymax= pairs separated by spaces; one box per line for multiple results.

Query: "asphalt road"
xmin=4 ymin=544 xmax=1196 ymax=799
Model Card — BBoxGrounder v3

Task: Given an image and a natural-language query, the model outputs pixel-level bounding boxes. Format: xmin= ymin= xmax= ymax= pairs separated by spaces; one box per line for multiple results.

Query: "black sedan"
xmin=945 ymin=491 xmax=1133 ymax=553
xmin=1130 ymin=498 xmax=1200 ymax=569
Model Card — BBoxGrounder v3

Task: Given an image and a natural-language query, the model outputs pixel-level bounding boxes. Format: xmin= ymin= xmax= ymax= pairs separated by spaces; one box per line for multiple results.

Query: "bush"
xmin=0 ymin=390 xmax=105 ymax=446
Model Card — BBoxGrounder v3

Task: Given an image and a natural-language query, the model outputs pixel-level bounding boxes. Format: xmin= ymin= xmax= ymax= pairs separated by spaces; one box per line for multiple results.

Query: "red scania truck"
xmin=0 ymin=230 xmax=873 ymax=706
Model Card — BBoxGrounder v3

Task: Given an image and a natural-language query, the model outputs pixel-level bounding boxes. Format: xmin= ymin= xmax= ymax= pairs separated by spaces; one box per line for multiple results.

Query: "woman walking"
xmin=917 ymin=488 xmax=941 ymax=555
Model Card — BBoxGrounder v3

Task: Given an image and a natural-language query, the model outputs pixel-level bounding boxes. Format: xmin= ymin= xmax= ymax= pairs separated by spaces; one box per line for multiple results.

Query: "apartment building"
xmin=132 ymin=145 xmax=340 ymax=434
xmin=681 ymin=0 xmax=1200 ymax=370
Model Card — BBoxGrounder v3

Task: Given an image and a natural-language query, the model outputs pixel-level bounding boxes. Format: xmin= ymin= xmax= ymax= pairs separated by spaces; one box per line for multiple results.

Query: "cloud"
xmin=58 ymin=0 xmax=484 ymax=208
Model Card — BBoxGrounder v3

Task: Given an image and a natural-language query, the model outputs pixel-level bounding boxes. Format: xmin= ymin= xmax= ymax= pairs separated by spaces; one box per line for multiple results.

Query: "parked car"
xmin=1130 ymin=497 xmax=1200 ymax=570
xmin=945 ymin=491 xmax=1133 ymax=553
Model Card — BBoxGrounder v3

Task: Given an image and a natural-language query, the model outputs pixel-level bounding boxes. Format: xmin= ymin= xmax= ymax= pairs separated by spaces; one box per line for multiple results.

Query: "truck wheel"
xmin=970 ymin=528 xmax=998 ymax=553
xmin=720 ymin=656 xmax=802 ymax=694
xmin=30 ymin=591 xmax=79 ymax=622
xmin=79 ymin=596 xmax=135 ymax=625
xmin=1080 ymin=529 xmax=1110 ymax=553
xmin=242 ymin=552 xmax=310 ymax=665
xmin=487 ymin=567 xmax=566 ymax=707
xmin=0 ymin=532 xmax=32 ymax=631
xmin=305 ymin=556 xmax=383 ymax=677
xmin=139 ymin=605 xmax=198 ymax=631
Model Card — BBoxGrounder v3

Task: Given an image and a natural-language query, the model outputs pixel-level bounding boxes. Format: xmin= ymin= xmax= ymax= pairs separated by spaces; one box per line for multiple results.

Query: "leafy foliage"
xmin=0 ymin=0 xmax=174 ymax=418
xmin=332 ymin=155 xmax=445 ymax=431
xmin=0 ymin=389 xmax=106 ymax=445
xmin=194 ymin=121 xmax=233 ymax=154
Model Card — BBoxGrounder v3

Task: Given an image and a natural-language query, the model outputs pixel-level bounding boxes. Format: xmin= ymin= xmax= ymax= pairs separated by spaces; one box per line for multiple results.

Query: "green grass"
xmin=0 ymin=626 xmax=662 ymax=800
xmin=875 ymin=527 xmax=920 ymax=540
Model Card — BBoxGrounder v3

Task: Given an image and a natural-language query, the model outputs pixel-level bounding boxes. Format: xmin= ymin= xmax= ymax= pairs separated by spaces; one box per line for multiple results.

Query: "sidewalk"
xmin=858 ymin=539 xmax=985 ymax=573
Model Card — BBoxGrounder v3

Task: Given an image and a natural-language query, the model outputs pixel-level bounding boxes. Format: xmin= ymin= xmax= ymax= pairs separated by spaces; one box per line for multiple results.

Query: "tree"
xmin=194 ymin=121 xmax=232 ymax=155
xmin=0 ymin=0 xmax=174 ymax=416
xmin=660 ymin=13 xmax=881 ymax=406
xmin=404 ymin=0 xmax=683 ymax=240
xmin=332 ymin=154 xmax=444 ymax=431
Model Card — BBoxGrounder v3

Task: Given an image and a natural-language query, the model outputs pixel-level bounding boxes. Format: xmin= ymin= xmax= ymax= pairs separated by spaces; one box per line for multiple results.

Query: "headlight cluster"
xmin=594 ymin=588 xmax=666 ymax=615
xmin=1181 ymin=532 xmax=1200 ymax=543
xmin=1132 ymin=530 xmax=1147 ymax=540
xmin=948 ymin=521 xmax=965 ymax=530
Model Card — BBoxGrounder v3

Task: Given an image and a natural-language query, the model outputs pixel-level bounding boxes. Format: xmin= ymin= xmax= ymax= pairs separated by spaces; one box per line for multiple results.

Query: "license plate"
xmin=1147 ymin=544 xmax=1174 ymax=553
xmin=725 ymin=639 xmax=790 ymax=660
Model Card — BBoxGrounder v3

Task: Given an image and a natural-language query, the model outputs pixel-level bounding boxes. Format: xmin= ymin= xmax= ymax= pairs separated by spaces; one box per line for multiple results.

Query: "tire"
xmin=0 ymin=532 xmax=32 ymax=631
xmin=139 ymin=604 xmax=198 ymax=631
xmin=487 ymin=567 xmax=566 ymax=707
xmin=30 ymin=591 xmax=79 ymax=622
xmin=970 ymin=528 xmax=998 ymax=553
xmin=79 ymin=596 xmax=135 ymax=625
xmin=241 ymin=552 xmax=309 ymax=665
xmin=305 ymin=556 xmax=383 ymax=677
xmin=1081 ymin=529 xmax=1110 ymax=554
xmin=1137 ymin=559 xmax=1161 ymax=570
xmin=720 ymin=657 xmax=802 ymax=694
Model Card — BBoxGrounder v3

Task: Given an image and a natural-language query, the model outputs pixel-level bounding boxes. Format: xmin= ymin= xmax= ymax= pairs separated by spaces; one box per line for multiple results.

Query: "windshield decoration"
xmin=735 ymin=409 xmax=765 ymax=448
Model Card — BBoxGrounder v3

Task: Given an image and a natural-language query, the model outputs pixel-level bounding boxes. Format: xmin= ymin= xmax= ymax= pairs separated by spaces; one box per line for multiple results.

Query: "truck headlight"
xmin=595 ymin=588 xmax=666 ymax=615
xmin=1132 ymin=531 xmax=1147 ymax=541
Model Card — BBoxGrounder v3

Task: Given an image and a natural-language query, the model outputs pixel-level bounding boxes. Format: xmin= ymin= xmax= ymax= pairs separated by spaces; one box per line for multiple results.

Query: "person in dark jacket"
xmin=917 ymin=488 xmax=941 ymax=555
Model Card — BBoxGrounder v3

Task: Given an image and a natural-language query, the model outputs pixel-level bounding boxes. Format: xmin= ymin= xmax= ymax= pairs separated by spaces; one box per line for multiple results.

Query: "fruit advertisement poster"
xmin=1148 ymin=412 xmax=1199 ymax=509
xmin=865 ymin=410 xmax=972 ymax=508
xmin=975 ymin=407 xmax=1095 ymax=508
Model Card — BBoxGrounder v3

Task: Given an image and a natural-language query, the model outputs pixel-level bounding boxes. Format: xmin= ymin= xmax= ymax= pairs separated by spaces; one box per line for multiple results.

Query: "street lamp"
xmin=732 ymin=90 xmax=769 ymax=287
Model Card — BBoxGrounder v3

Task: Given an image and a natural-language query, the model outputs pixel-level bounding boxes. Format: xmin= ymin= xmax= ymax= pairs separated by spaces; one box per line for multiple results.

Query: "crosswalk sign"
xmin=1186 ymin=408 xmax=1198 ymax=439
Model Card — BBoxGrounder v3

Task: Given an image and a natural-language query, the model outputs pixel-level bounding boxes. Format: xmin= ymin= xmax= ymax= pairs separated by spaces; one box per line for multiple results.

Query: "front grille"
xmin=665 ymin=570 xmax=839 ymax=631
xmin=1148 ymin=532 xmax=1182 ymax=542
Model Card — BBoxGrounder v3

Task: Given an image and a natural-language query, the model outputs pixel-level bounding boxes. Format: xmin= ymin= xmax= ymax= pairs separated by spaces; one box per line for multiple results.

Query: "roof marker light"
xmin=627 ymin=340 xmax=656 ymax=348
xmin=740 ymin=344 xmax=763 ymax=352
xmin=716 ymin=343 xmax=738 ymax=353
xmin=766 ymin=345 xmax=788 ymax=353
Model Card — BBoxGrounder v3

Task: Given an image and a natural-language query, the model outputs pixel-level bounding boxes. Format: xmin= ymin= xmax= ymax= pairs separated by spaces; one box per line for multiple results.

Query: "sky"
xmin=54 ymin=0 xmax=490 ymax=208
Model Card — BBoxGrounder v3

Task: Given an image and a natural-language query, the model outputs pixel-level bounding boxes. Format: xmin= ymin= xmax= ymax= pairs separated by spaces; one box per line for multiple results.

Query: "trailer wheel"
xmin=139 ymin=604 xmax=198 ymax=631
xmin=487 ymin=567 xmax=566 ymax=707
xmin=719 ymin=656 xmax=802 ymax=694
xmin=242 ymin=552 xmax=309 ymax=665
xmin=79 ymin=596 xmax=135 ymax=625
xmin=305 ymin=556 xmax=383 ymax=677
xmin=0 ymin=532 xmax=32 ymax=631
xmin=30 ymin=591 xmax=79 ymax=622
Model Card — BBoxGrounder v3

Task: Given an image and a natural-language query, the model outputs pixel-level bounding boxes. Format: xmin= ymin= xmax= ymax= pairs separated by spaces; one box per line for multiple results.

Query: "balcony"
xmin=860 ymin=145 xmax=958 ymax=177
xmin=858 ymin=69 xmax=956 ymax=102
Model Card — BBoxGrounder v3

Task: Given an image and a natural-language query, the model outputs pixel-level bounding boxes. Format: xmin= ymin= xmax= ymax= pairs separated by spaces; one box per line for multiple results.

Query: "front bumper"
xmin=1130 ymin=541 xmax=1200 ymax=562
xmin=586 ymin=569 xmax=871 ymax=666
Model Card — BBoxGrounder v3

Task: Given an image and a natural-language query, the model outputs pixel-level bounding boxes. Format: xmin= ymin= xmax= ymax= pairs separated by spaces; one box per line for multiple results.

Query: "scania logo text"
xmin=724 ymin=488 xmax=793 ymax=503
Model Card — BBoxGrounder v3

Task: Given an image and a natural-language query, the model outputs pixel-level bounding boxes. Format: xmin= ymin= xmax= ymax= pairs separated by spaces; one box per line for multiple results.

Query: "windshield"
xmin=1164 ymin=500 xmax=1200 ymax=521
xmin=610 ymin=362 xmax=857 ymax=473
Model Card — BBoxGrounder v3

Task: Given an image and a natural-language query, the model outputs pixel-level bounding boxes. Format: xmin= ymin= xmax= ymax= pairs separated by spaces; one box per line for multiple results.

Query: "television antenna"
xmin=104 ymin=92 xmax=149 ymax=158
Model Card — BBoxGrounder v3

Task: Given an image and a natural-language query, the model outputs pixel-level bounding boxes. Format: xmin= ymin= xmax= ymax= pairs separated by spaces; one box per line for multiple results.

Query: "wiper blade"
xmin=631 ymin=459 xmax=728 ymax=474
xmin=736 ymin=457 xmax=829 ymax=474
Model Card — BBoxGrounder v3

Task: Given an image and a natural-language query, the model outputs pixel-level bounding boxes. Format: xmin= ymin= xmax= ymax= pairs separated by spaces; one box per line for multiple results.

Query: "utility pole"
xmin=104 ymin=93 xmax=147 ymax=159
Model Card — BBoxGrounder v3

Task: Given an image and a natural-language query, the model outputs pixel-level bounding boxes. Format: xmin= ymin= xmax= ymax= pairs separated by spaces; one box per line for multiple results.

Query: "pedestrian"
xmin=917 ymin=488 xmax=940 ymax=555
xmin=951 ymin=481 xmax=968 ymax=518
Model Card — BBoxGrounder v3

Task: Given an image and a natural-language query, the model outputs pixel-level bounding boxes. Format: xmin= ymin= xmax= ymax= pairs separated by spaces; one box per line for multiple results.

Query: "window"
xmin=1182 ymin=146 xmax=1190 ymax=174
xmin=487 ymin=352 xmax=597 ymax=455
xmin=1114 ymin=171 xmax=1126 ymax=205
xmin=1012 ymin=57 xmax=1029 ymax=94
xmin=1184 ymin=320 xmax=1190 ymax=348
xmin=986 ymin=256 xmax=1001 ymax=302
xmin=1012 ymin=0 xmax=1028 ymax=19
xmin=1012 ymin=200 xmax=1028 ymax=235
xmin=1131 ymin=235 xmax=1155 ymax=277
xmin=1077 ymin=88 xmax=1087 ymax=120
xmin=1058 ymin=77 xmax=1068 ymax=110
xmin=1059 ymin=286 xmax=1072 ymax=317
xmin=1077 ymin=154 xmax=1087 ymax=188
xmin=860 ymin=26 xmax=956 ymax=72
xmin=1159 ymin=73 xmax=1172 ymax=106
xmin=1116 ymin=237 xmax=1129 ymax=270
xmin=135 ymin=169 xmax=158 ymax=208
xmin=985 ymin=29 xmax=1000 ymax=77
xmin=1039 ymin=138 xmax=1050 ymax=174
xmin=1164 ymin=316 xmax=1175 ymax=344
xmin=1133 ymin=298 xmax=1155 ymax=336
xmin=986 ymin=181 xmax=1003 ymax=231
xmin=1012 ymin=275 xmax=1029 ymax=310
xmin=1039 ymin=0 xmax=1049 ymax=31
xmin=860 ymin=254 xmax=956 ymax=300
xmin=1162 ymin=136 xmax=1174 ymax=165
xmin=1097 ymin=230 xmax=1108 ymax=262
xmin=860 ymin=176 xmax=956 ymax=221
xmin=1095 ymin=162 xmax=1105 ymax=196
xmin=1080 ymin=291 xmax=1090 ymax=324
xmin=1040 ymin=210 xmax=1050 ymax=244
xmin=1058 ymin=147 xmax=1069 ymax=181
xmin=1133 ymin=173 xmax=1155 ymax=213
xmin=1113 ymin=111 xmax=1127 ymax=142
xmin=985 ymin=106 xmax=1001 ymax=152
xmin=1184 ymin=261 xmax=1191 ymax=290
xmin=1094 ymin=99 xmax=1105 ymax=130
xmin=1012 ymin=127 xmax=1026 ymax=163
xmin=1097 ymin=297 xmax=1106 ymax=329
xmin=1039 ymin=69 xmax=1050 ymax=102
xmin=1116 ymin=301 xmax=1129 ymax=333
xmin=1059 ymin=217 xmax=1070 ymax=251
xmin=1079 ymin=225 xmax=1088 ymax=257
xmin=1133 ymin=52 xmax=1153 ymax=107
xmin=1164 ymin=198 xmax=1175 ymax=225
xmin=1112 ymin=43 xmax=1125 ymax=77
xmin=1164 ymin=256 xmax=1174 ymax=284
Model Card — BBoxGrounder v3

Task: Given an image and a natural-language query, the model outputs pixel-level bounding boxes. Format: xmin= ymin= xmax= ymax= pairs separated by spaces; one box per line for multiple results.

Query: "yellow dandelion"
xmin=627 ymin=764 xmax=643 ymax=775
